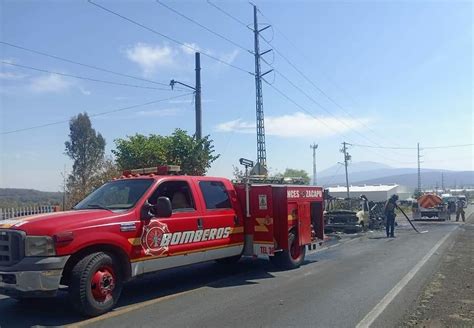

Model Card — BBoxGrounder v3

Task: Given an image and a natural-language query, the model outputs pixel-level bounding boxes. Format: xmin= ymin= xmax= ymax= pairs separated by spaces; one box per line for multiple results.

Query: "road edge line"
xmin=355 ymin=228 xmax=456 ymax=328
xmin=67 ymin=288 xmax=197 ymax=328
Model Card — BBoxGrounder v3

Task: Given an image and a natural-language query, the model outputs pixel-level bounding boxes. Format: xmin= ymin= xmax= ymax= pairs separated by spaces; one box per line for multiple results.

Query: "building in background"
xmin=327 ymin=184 xmax=413 ymax=202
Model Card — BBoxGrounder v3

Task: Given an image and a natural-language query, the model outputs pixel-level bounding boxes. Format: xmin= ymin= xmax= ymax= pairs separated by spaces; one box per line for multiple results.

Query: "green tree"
xmin=64 ymin=112 xmax=106 ymax=207
xmin=113 ymin=129 xmax=219 ymax=176
xmin=277 ymin=168 xmax=311 ymax=185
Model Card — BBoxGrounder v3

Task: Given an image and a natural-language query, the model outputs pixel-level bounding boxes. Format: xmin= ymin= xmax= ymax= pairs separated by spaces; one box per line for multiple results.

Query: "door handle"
xmin=197 ymin=218 xmax=203 ymax=230
xmin=234 ymin=215 xmax=239 ymax=225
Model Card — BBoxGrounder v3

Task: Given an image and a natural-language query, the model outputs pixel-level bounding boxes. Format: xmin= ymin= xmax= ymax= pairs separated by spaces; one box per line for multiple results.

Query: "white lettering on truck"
xmin=160 ymin=227 xmax=232 ymax=247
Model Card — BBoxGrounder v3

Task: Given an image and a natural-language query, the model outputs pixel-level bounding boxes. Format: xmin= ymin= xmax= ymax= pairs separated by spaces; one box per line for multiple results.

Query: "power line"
xmin=206 ymin=3 xmax=407 ymax=157
xmin=1 ymin=61 xmax=178 ymax=91
xmin=156 ymin=0 xmax=252 ymax=54
xmin=423 ymin=144 xmax=474 ymax=149
xmin=263 ymin=79 xmax=414 ymax=165
xmin=203 ymin=1 xmax=404 ymax=154
xmin=256 ymin=10 xmax=403 ymax=148
xmin=0 ymin=41 xmax=174 ymax=88
xmin=206 ymin=0 xmax=250 ymax=29
xmin=88 ymin=0 xmax=253 ymax=76
xmin=1 ymin=93 xmax=194 ymax=135
xmin=349 ymin=143 xmax=416 ymax=150
xmin=273 ymin=69 xmax=387 ymax=148
xmin=350 ymin=143 xmax=474 ymax=150
xmin=323 ymin=164 xmax=343 ymax=186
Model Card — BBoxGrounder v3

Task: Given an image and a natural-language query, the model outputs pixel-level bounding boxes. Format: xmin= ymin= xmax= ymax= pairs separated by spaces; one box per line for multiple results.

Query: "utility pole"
xmin=417 ymin=142 xmax=422 ymax=195
xmin=195 ymin=52 xmax=201 ymax=139
xmin=310 ymin=143 xmax=318 ymax=185
xmin=170 ymin=52 xmax=202 ymax=139
xmin=251 ymin=5 xmax=272 ymax=176
xmin=441 ymin=172 xmax=445 ymax=192
xmin=341 ymin=142 xmax=351 ymax=199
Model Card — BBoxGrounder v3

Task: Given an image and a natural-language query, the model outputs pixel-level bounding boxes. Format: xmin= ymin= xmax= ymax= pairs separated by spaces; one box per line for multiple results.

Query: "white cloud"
xmin=180 ymin=42 xmax=201 ymax=55
xmin=1 ymin=58 xmax=15 ymax=64
xmin=220 ymin=49 xmax=239 ymax=65
xmin=216 ymin=112 xmax=371 ymax=138
xmin=79 ymin=87 xmax=91 ymax=95
xmin=125 ymin=43 xmax=175 ymax=76
xmin=29 ymin=74 xmax=72 ymax=93
xmin=124 ymin=42 xmax=239 ymax=75
xmin=0 ymin=71 xmax=26 ymax=80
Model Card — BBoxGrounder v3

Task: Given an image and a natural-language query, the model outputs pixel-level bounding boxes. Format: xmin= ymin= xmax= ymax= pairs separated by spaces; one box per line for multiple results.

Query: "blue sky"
xmin=1 ymin=0 xmax=472 ymax=191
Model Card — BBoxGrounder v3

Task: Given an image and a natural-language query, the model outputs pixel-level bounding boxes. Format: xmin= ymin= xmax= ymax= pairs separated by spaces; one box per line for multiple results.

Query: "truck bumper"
xmin=0 ymin=256 xmax=69 ymax=298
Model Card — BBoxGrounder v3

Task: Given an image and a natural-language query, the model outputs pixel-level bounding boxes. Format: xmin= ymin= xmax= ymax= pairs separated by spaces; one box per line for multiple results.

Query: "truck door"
xmin=140 ymin=179 xmax=205 ymax=273
xmin=194 ymin=179 xmax=244 ymax=261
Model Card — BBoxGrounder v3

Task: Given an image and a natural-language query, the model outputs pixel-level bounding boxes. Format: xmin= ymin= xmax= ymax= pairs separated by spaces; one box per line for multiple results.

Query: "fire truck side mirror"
xmin=155 ymin=197 xmax=172 ymax=218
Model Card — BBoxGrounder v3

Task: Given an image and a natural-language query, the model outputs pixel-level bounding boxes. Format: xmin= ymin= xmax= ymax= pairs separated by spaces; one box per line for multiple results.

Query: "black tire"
xmin=69 ymin=252 xmax=123 ymax=317
xmin=215 ymin=254 xmax=242 ymax=265
xmin=270 ymin=231 xmax=305 ymax=270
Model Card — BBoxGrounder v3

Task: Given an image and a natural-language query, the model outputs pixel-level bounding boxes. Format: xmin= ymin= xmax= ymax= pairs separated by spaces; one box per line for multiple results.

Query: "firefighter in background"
xmin=384 ymin=194 xmax=399 ymax=238
xmin=456 ymin=198 xmax=466 ymax=222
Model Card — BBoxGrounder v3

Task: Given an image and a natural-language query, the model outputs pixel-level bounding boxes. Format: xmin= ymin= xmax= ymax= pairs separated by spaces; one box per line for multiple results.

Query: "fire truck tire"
xmin=271 ymin=231 xmax=305 ymax=270
xmin=215 ymin=254 xmax=242 ymax=265
xmin=69 ymin=252 xmax=123 ymax=317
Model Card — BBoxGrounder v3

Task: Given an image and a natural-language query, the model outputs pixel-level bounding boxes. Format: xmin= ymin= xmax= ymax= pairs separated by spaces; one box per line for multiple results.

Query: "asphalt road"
xmin=0 ymin=207 xmax=471 ymax=328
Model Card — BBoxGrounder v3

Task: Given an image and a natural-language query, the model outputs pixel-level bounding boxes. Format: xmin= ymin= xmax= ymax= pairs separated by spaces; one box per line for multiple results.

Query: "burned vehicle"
xmin=324 ymin=195 xmax=384 ymax=234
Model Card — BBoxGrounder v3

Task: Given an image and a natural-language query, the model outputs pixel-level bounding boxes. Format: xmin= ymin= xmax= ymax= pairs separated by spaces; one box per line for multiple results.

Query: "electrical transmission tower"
xmin=250 ymin=5 xmax=273 ymax=176
xmin=341 ymin=142 xmax=351 ymax=199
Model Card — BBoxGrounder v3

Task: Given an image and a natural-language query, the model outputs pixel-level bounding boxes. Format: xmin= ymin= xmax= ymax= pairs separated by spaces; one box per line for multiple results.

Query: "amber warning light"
xmin=122 ymin=165 xmax=181 ymax=176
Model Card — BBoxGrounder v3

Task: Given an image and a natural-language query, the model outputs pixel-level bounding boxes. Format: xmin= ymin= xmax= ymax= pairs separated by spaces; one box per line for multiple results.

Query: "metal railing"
xmin=0 ymin=205 xmax=60 ymax=220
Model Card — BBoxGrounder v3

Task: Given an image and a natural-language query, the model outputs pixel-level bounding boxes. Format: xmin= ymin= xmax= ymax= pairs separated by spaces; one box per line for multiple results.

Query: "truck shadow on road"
xmin=0 ymin=258 xmax=316 ymax=327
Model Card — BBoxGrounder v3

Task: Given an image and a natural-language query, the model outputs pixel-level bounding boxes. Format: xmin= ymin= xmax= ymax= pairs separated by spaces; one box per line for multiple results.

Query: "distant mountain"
xmin=317 ymin=162 xmax=473 ymax=188
xmin=319 ymin=161 xmax=392 ymax=177
xmin=355 ymin=171 xmax=474 ymax=189
xmin=0 ymin=188 xmax=62 ymax=208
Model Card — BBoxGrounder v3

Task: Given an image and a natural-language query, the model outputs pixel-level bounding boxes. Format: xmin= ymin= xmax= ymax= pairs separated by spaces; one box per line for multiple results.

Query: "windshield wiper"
xmin=85 ymin=204 xmax=112 ymax=211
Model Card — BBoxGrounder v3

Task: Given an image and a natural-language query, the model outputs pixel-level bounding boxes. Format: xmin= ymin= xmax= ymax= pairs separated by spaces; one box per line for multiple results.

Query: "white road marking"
xmin=356 ymin=229 xmax=456 ymax=328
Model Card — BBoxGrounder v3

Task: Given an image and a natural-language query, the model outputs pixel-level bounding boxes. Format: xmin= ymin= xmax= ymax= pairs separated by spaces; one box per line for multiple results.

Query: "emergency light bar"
xmin=122 ymin=165 xmax=181 ymax=176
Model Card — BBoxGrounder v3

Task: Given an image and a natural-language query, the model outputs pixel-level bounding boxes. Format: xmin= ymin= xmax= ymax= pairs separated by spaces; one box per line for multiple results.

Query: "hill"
xmin=355 ymin=171 xmax=474 ymax=189
xmin=0 ymin=188 xmax=63 ymax=208
xmin=318 ymin=162 xmax=473 ymax=188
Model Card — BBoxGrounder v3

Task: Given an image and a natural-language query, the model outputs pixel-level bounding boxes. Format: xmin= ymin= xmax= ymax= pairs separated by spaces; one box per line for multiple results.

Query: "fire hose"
xmin=396 ymin=205 xmax=428 ymax=234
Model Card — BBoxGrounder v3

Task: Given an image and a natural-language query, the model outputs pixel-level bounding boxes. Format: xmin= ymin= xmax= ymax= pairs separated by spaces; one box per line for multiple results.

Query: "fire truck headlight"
xmin=25 ymin=236 xmax=56 ymax=257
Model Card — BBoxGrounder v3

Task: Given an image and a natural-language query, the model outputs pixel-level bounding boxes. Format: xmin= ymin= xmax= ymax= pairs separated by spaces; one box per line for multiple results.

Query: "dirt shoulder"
xmin=401 ymin=209 xmax=474 ymax=327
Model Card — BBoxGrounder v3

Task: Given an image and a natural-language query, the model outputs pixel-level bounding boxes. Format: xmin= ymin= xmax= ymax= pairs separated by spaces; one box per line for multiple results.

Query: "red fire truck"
xmin=0 ymin=164 xmax=324 ymax=316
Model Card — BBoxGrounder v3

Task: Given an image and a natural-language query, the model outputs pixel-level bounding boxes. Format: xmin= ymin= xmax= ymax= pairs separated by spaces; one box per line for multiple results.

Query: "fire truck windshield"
xmin=73 ymin=178 xmax=154 ymax=211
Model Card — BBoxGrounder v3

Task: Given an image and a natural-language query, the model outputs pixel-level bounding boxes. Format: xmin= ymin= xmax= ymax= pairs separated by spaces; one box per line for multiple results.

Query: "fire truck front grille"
xmin=0 ymin=230 xmax=24 ymax=266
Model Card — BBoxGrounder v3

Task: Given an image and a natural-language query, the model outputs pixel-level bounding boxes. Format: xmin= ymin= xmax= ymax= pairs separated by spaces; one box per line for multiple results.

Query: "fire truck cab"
xmin=0 ymin=166 xmax=324 ymax=316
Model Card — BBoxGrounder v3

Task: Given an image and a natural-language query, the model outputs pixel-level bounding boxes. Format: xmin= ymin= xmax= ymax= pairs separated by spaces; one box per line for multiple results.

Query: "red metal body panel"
xmin=297 ymin=202 xmax=311 ymax=246
xmin=1 ymin=175 xmax=323 ymax=268
xmin=3 ymin=176 xmax=244 ymax=264
xmin=234 ymin=184 xmax=324 ymax=253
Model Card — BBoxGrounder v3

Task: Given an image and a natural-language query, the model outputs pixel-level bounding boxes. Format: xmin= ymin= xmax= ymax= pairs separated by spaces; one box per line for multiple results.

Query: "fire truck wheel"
xmin=271 ymin=231 xmax=305 ymax=270
xmin=69 ymin=252 xmax=123 ymax=317
xmin=215 ymin=255 xmax=242 ymax=265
